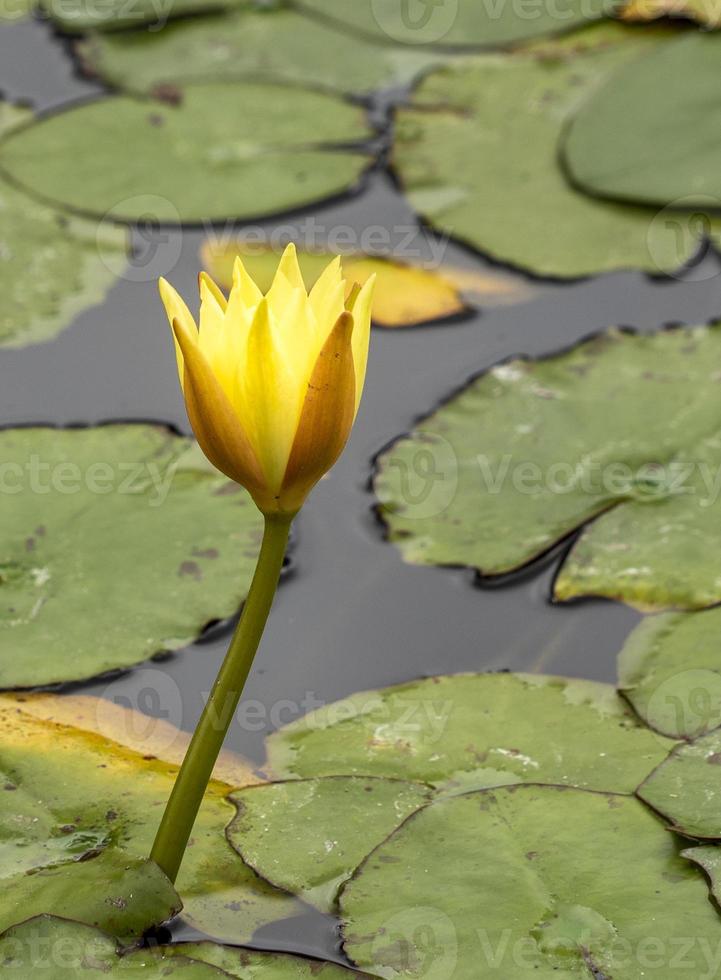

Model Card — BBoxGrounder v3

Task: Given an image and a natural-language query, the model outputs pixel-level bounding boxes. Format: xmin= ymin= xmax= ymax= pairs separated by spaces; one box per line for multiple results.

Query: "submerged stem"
xmin=150 ymin=512 xmax=292 ymax=883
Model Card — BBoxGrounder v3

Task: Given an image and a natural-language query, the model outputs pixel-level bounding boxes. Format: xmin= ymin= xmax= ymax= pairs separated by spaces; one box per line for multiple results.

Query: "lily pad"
xmin=267 ymin=672 xmax=673 ymax=794
xmin=0 ymin=917 xmax=230 ymax=978
xmin=0 ymin=917 xmax=367 ymax=977
xmin=684 ymin=846 xmax=721 ymax=905
xmin=227 ymin=777 xmax=431 ymax=910
xmin=201 ymin=242 xmax=469 ymax=328
xmin=168 ymin=941 xmax=366 ymax=978
xmin=0 ymin=692 xmax=302 ymax=943
xmin=393 ymin=24 xmax=721 ymax=278
xmin=0 ymin=425 xmax=267 ymax=689
xmin=0 ymin=0 xmax=33 ymax=21
xmin=563 ymin=33 xmax=721 ymax=208
xmin=341 ymin=785 xmax=721 ymax=978
xmin=0 ymin=854 xmax=179 ymax=942
xmin=618 ymin=609 xmax=721 ymax=739
xmin=0 ymin=102 xmax=128 ymax=349
xmin=638 ymin=732 xmax=721 ymax=839
xmin=297 ymin=0 xmax=612 ymax=49
xmin=619 ymin=0 xmax=721 ymax=26
xmin=75 ymin=6 xmax=448 ymax=95
xmin=43 ymin=0 xmax=225 ymax=32
xmin=375 ymin=323 xmax=721 ymax=611
xmin=0 ymin=82 xmax=374 ymax=224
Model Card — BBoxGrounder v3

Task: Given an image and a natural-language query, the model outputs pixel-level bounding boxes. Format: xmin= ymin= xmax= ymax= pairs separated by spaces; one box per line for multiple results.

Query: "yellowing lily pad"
xmin=618 ymin=609 xmax=721 ymax=739
xmin=75 ymin=6 xmax=448 ymax=95
xmin=563 ymin=33 xmax=721 ymax=207
xmin=0 ymin=692 xmax=301 ymax=944
xmin=619 ymin=0 xmax=721 ymax=25
xmin=0 ymin=83 xmax=374 ymax=224
xmin=638 ymin=732 xmax=721 ymax=839
xmin=201 ymin=242 xmax=470 ymax=328
xmin=0 ymin=102 xmax=128 ymax=349
xmin=375 ymin=323 xmax=721 ymax=611
xmin=227 ymin=777 xmax=431 ymax=911
xmin=393 ymin=24 xmax=721 ymax=278
xmin=267 ymin=672 xmax=673 ymax=794
xmin=0 ymin=425 xmax=268 ymax=689
xmin=340 ymin=786 xmax=721 ymax=978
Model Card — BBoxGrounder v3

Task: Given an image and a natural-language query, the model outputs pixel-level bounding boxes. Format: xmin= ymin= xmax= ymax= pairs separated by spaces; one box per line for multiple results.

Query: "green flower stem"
xmin=151 ymin=512 xmax=293 ymax=883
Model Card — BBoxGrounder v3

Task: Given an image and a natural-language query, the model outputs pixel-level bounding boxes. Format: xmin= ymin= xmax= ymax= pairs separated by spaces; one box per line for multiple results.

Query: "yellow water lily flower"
xmin=159 ymin=243 xmax=374 ymax=516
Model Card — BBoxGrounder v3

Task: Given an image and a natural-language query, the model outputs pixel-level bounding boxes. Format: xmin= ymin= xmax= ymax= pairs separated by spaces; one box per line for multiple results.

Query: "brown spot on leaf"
xmin=179 ymin=560 xmax=202 ymax=580
xmin=192 ymin=547 xmax=219 ymax=559
xmin=150 ymin=83 xmax=183 ymax=106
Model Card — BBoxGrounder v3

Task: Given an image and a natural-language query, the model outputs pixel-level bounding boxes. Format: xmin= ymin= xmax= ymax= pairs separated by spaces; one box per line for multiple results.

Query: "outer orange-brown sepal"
xmin=278 ymin=311 xmax=356 ymax=514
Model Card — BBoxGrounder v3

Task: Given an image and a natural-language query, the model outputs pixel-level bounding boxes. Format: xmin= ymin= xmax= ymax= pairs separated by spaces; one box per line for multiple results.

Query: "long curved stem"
xmin=151 ymin=512 xmax=292 ymax=883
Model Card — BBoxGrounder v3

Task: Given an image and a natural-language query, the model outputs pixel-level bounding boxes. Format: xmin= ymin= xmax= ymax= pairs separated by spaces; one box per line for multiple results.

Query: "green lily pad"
xmin=227 ymin=777 xmax=431 ymax=911
xmin=297 ymin=0 xmax=611 ymax=49
xmin=267 ymin=672 xmax=673 ymax=794
xmin=638 ymin=732 xmax=721 ymax=839
xmin=618 ymin=609 xmax=721 ymax=739
xmin=341 ymin=786 xmax=721 ymax=978
xmin=0 ymin=917 xmax=231 ymax=978
xmin=75 ymin=6 xmax=448 ymax=96
xmin=0 ymin=102 xmax=128 ymax=349
xmin=0 ymin=918 xmax=367 ymax=977
xmin=43 ymin=0 xmax=225 ymax=32
xmin=0 ymin=82 xmax=373 ymax=224
xmin=0 ymin=854 xmax=179 ymax=942
xmin=375 ymin=323 xmax=721 ymax=611
xmin=169 ymin=942 xmax=366 ymax=978
xmin=683 ymin=846 xmax=721 ymax=905
xmin=0 ymin=0 xmax=33 ymax=21
xmin=393 ymin=24 xmax=721 ymax=278
xmin=0 ymin=425 xmax=267 ymax=689
xmin=0 ymin=693 xmax=302 ymax=944
xmin=563 ymin=33 xmax=721 ymax=208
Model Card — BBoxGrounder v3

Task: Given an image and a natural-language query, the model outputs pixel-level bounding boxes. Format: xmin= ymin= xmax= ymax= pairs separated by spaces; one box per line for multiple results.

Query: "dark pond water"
xmin=3 ymin=15 xmax=721 ymax=963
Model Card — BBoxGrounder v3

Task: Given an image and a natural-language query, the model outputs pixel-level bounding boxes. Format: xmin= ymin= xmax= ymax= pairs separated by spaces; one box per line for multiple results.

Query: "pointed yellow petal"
xmin=232 ymin=255 xmax=263 ymax=307
xmin=238 ymin=298 xmax=302 ymax=492
xmin=349 ymin=274 xmax=375 ymax=414
xmin=276 ymin=242 xmax=306 ymax=290
xmin=309 ymin=255 xmax=343 ymax=324
xmin=199 ymin=271 xmax=227 ymax=312
xmin=159 ymin=277 xmax=197 ymax=391
xmin=171 ymin=316 xmax=266 ymax=502
xmin=279 ymin=311 xmax=356 ymax=514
